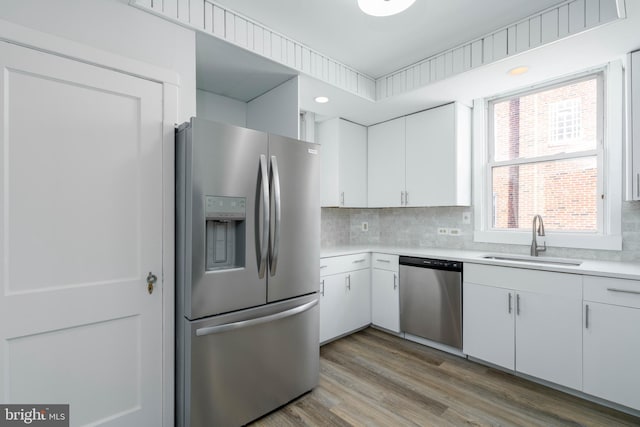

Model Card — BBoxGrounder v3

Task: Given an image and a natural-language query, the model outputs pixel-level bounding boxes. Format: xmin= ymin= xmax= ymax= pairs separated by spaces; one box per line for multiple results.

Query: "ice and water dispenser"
xmin=205 ymin=196 xmax=245 ymax=271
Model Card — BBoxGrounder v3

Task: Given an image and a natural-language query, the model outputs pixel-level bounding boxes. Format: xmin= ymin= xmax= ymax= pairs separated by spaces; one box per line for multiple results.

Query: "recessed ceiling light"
xmin=357 ymin=0 xmax=416 ymax=17
xmin=314 ymin=96 xmax=329 ymax=104
xmin=508 ymin=66 xmax=529 ymax=76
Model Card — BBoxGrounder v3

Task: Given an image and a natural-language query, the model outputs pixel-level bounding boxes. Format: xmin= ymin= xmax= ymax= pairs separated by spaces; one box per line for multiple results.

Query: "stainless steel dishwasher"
xmin=399 ymin=256 xmax=463 ymax=349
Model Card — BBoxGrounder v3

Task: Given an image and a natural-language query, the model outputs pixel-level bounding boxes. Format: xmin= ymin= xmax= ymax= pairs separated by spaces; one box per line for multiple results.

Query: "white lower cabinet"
xmin=463 ymin=264 xmax=583 ymax=391
xmin=515 ymin=288 xmax=583 ymax=390
xmin=463 ymin=283 xmax=515 ymax=369
xmin=583 ymin=276 xmax=640 ymax=410
xmin=371 ymin=253 xmax=400 ymax=332
xmin=320 ymin=253 xmax=371 ymax=344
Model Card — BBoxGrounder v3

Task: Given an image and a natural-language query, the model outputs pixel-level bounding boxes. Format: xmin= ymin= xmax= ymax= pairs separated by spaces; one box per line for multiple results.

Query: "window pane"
xmin=491 ymin=157 xmax=597 ymax=232
xmin=493 ymin=78 xmax=598 ymax=162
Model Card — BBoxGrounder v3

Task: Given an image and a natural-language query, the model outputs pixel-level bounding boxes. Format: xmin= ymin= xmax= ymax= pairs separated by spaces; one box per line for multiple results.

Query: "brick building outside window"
xmin=488 ymin=74 xmax=601 ymax=233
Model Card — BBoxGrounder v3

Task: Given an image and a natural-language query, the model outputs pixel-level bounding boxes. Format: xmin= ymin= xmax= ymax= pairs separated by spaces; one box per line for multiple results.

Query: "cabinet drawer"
xmin=371 ymin=253 xmax=399 ymax=272
xmin=464 ymin=263 xmax=582 ymax=298
xmin=584 ymin=276 xmax=640 ymax=308
xmin=320 ymin=253 xmax=370 ymax=276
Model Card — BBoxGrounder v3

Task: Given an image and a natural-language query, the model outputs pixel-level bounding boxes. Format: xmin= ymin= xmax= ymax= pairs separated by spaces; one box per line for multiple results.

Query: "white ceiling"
xmin=213 ymin=0 xmax=568 ymax=78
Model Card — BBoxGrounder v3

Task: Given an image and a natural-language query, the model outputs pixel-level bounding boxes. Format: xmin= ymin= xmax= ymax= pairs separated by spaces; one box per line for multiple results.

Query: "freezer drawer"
xmin=177 ymin=294 xmax=319 ymax=427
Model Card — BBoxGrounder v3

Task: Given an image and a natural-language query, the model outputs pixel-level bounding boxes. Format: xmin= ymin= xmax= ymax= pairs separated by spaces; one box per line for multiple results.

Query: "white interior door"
xmin=0 ymin=41 xmax=163 ymax=426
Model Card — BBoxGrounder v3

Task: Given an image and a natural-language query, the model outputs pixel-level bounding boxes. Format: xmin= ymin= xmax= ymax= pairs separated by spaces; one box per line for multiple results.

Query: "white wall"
xmin=196 ymin=90 xmax=247 ymax=127
xmin=247 ymin=77 xmax=299 ymax=139
xmin=0 ymin=0 xmax=196 ymax=121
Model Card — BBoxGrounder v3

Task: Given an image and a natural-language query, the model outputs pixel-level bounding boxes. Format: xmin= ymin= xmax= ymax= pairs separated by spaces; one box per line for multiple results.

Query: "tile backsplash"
xmin=322 ymin=202 xmax=640 ymax=262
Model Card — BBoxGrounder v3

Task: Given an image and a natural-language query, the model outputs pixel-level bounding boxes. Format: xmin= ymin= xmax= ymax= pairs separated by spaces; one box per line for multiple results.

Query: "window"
xmin=489 ymin=75 xmax=601 ymax=233
xmin=549 ymin=98 xmax=582 ymax=144
xmin=473 ymin=63 xmax=623 ymax=251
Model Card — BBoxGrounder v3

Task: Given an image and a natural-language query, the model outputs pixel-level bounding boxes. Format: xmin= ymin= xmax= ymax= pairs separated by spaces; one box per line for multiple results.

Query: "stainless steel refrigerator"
xmin=175 ymin=118 xmax=320 ymax=427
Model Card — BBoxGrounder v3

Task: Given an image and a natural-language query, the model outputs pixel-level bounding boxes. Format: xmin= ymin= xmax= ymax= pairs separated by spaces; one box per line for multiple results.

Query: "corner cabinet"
xmin=367 ymin=102 xmax=470 ymax=207
xmin=317 ymin=118 xmax=367 ymax=207
xmin=367 ymin=117 xmax=406 ymax=207
xmin=463 ymin=264 xmax=583 ymax=391
xmin=583 ymin=276 xmax=640 ymax=411
xmin=371 ymin=253 xmax=400 ymax=332
xmin=319 ymin=253 xmax=371 ymax=344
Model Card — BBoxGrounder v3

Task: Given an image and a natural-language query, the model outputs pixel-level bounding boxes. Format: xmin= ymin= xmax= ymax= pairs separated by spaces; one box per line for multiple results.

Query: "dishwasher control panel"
xmin=399 ymin=256 xmax=462 ymax=272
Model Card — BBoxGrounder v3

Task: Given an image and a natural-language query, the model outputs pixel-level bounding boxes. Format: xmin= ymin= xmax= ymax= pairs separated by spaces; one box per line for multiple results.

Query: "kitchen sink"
xmin=481 ymin=254 xmax=582 ymax=266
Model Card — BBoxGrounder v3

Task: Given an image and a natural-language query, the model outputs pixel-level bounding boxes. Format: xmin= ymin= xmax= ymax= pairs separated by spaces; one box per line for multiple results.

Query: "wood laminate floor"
xmin=250 ymin=327 xmax=640 ymax=427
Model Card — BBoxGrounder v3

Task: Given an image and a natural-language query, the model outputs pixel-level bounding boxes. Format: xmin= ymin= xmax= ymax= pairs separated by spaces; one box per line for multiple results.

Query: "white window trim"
xmin=473 ymin=61 xmax=623 ymax=251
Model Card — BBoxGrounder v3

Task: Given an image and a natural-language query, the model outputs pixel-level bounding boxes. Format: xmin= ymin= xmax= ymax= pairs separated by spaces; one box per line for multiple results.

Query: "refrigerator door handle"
xmin=195 ymin=299 xmax=318 ymax=336
xmin=258 ymin=154 xmax=270 ymax=278
xmin=269 ymin=155 xmax=282 ymax=276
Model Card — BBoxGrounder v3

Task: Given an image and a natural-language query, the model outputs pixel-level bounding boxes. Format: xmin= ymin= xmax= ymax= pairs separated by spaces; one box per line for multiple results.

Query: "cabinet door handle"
xmin=516 ymin=294 xmax=521 ymax=315
xmin=585 ymin=304 xmax=589 ymax=329
xmin=353 ymin=259 xmax=366 ymax=264
xmin=405 ymin=191 xmax=409 ymax=205
xmin=400 ymin=191 xmax=405 ymax=205
xmin=346 ymin=274 xmax=351 ymax=290
xmin=607 ymin=287 xmax=640 ymax=295
xmin=376 ymin=259 xmax=391 ymax=263
xmin=320 ymin=265 xmax=327 ymax=270
xmin=340 ymin=191 xmax=345 ymax=206
xmin=393 ymin=273 xmax=397 ymax=290
xmin=508 ymin=293 xmax=512 ymax=314
xmin=637 ymin=173 xmax=639 ymax=198
xmin=320 ymin=279 xmax=325 ymax=296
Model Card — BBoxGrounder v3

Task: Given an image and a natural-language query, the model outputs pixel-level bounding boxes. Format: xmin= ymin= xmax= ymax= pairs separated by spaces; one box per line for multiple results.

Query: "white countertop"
xmin=321 ymin=245 xmax=640 ymax=281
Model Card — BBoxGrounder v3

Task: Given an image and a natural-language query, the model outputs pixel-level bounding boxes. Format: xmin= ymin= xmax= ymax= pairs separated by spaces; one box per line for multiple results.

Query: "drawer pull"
xmin=320 ymin=265 xmax=327 ymax=269
xmin=607 ymin=288 xmax=640 ymax=295
xmin=585 ymin=304 xmax=590 ymax=329
xmin=353 ymin=259 xmax=366 ymax=264
xmin=376 ymin=259 xmax=391 ymax=263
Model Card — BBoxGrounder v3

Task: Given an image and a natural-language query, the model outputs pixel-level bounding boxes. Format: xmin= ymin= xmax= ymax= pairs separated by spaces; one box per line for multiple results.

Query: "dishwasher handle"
xmin=399 ymin=256 xmax=462 ymax=272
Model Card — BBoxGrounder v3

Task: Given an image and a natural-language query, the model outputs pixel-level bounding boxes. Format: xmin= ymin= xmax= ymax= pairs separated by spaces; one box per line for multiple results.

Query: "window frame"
xmin=473 ymin=62 xmax=623 ymax=251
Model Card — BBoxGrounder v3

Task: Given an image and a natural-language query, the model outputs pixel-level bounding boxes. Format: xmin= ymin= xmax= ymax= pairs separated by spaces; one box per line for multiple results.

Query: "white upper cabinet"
xmin=367 ymin=103 xmax=471 ymax=208
xmin=630 ymin=50 xmax=640 ymax=200
xmin=318 ymin=118 xmax=367 ymax=207
xmin=405 ymin=103 xmax=470 ymax=206
xmin=368 ymin=117 xmax=406 ymax=207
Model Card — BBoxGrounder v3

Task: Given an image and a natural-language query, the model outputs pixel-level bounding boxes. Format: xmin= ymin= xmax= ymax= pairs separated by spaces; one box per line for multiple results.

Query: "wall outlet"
xmin=437 ymin=227 xmax=449 ymax=235
xmin=462 ymin=212 xmax=471 ymax=225
xmin=449 ymin=228 xmax=461 ymax=236
xmin=361 ymin=222 xmax=368 ymax=232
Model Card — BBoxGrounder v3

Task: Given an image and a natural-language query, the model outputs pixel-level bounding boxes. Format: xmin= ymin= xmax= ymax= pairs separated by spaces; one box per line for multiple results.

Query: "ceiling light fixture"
xmin=314 ymin=96 xmax=329 ymax=104
xmin=357 ymin=0 xmax=416 ymax=17
xmin=508 ymin=66 xmax=529 ymax=76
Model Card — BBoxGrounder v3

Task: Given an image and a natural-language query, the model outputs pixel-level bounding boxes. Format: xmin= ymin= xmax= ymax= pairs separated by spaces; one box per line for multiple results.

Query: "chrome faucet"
xmin=531 ymin=215 xmax=546 ymax=256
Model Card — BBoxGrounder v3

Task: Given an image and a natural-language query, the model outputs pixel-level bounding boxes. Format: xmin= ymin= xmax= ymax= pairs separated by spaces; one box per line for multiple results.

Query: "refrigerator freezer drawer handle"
xmin=258 ymin=155 xmax=270 ymax=277
xmin=195 ymin=299 xmax=318 ymax=336
xmin=269 ymin=155 xmax=281 ymax=276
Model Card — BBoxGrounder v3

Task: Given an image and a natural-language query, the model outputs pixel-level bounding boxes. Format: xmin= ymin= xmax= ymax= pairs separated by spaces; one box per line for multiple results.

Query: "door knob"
xmin=147 ymin=272 xmax=157 ymax=294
